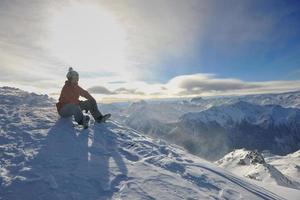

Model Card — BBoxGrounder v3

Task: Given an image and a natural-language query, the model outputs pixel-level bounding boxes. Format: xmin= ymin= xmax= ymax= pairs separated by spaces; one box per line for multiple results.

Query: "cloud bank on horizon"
xmin=0 ymin=0 xmax=300 ymax=102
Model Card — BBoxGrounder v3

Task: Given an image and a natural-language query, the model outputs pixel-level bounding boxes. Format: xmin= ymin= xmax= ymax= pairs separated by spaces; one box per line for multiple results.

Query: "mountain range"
xmin=103 ymin=91 xmax=300 ymax=161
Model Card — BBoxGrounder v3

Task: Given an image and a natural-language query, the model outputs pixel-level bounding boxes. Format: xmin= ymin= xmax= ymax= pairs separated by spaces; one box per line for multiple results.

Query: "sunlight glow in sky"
xmin=0 ymin=0 xmax=300 ymax=102
xmin=46 ymin=2 xmax=130 ymax=78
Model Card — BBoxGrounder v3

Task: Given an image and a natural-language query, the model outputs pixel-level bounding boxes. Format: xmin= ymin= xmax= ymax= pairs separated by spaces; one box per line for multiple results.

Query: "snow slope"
xmin=0 ymin=87 xmax=299 ymax=199
xmin=264 ymin=150 xmax=300 ymax=184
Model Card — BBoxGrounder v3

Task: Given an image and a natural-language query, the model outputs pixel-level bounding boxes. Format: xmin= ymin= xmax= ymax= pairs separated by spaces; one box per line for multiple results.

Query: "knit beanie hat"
xmin=66 ymin=67 xmax=79 ymax=80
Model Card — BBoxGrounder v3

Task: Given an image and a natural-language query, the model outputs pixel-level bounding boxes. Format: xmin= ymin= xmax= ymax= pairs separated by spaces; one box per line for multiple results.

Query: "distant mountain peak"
xmin=129 ymin=99 xmax=148 ymax=107
xmin=237 ymin=149 xmax=266 ymax=165
xmin=216 ymin=149 xmax=300 ymax=189
xmin=217 ymin=149 xmax=265 ymax=166
xmin=190 ymin=96 xmax=203 ymax=103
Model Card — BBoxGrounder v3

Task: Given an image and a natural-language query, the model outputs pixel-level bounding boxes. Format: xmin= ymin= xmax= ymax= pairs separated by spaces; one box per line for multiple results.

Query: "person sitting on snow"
xmin=56 ymin=67 xmax=110 ymax=128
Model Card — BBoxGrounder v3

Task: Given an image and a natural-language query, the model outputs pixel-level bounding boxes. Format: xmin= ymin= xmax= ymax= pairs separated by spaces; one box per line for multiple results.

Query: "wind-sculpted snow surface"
xmin=0 ymin=87 xmax=298 ymax=199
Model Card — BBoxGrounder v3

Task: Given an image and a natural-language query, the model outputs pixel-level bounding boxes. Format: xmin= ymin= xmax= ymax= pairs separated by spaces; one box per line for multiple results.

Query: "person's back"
xmin=56 ymin=79 xmax=91 ymax=112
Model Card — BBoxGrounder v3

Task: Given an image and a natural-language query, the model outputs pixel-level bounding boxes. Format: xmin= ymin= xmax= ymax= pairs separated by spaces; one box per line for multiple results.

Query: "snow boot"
xmin=78 ymin=115 xmax=90 ymax=129
xmin=95 ymin=113 xmax=111 ymax=123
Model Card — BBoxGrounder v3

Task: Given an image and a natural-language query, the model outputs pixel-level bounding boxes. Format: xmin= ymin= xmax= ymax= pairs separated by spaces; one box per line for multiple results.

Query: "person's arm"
xmin=78 ymin=86 xmax=95 ymax=101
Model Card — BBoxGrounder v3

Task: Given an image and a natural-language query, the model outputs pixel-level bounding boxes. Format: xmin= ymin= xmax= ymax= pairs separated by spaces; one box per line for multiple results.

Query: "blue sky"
xmin=0 ymin=0 xmax=300 ymax=102
xmin=155 ymin=0 xmax=300 ymax=82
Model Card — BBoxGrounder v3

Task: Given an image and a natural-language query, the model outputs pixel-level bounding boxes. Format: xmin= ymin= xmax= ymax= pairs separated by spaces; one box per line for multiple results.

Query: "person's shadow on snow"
xmin=89 ymin=122 xmax=128 ymax=196
xmin=1 ymin=118 xmax=127 ymax=200
xmin=0 ymin=118 xmax=87 ymax=199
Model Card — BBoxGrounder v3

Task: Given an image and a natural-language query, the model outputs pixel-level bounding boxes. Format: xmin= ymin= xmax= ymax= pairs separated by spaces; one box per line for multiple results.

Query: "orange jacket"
xmin=56 ymin=81 xmax=93 ymax=112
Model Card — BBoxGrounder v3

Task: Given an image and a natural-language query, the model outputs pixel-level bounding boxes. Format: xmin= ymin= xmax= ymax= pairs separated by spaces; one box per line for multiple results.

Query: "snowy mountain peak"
xmin=216 ymin=149 xmax=266 ymax=167
xmin=216 ymin=149 xmax=300 ymax=190
xmin=289 ymin=150 xmax=300 ymax=158
xmin=190 ymin=96 xmax=204 ymax=104
xmin=129 ymin=99 xmax=148 ymax=107
xmin=237 ymin=150 xmax=266 ymax=165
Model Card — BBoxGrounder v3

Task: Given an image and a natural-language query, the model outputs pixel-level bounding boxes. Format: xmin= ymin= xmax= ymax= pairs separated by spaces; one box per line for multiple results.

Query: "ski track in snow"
xmin=0 ymin=87 xmax=298 ymax=199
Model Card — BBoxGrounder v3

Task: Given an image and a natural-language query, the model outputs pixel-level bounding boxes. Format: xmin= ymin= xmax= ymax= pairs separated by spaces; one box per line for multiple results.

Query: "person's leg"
xmin=79 ymin=99 xmax=102 ymax=119
xmin=59 ymin=103 xmax=84 ymax=124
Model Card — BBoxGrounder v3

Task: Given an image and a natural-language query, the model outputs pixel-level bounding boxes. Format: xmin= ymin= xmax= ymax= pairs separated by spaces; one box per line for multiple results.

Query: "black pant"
xmin=79 ymin=99 xmax=102 ymax=119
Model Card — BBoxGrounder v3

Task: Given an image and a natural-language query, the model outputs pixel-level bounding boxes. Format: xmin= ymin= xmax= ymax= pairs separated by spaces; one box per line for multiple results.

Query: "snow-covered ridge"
xmin=180 ymin=101 xmax=300 ymax=127
xmin=216 ymin=149 xmax=300 ymax=190
xmin=190 ymin=90 xmax=300 ymax=108
xmin=123 ymin=99 xmax=206 ymax=124
xmin=1 ymin=86 xmax=298 ymax=199
xmin=264 ymin=150 xmax=300 ymax=185
xmin=0 ymin=86 xmax=54 ymax=106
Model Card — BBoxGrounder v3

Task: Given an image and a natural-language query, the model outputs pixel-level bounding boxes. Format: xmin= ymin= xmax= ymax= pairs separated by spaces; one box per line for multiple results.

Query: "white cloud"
xmin=166 ymin=74 xmax=259 ymax=95
xmin=114 ymin=87 xmax=145 ymax=95
xmin=165 ymin=73 xmax=300 ymax=97
xmin=84 ymin=73 xmax=300 ymax=102
xmin=87 ymin=86 xmax=114 ymax=94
